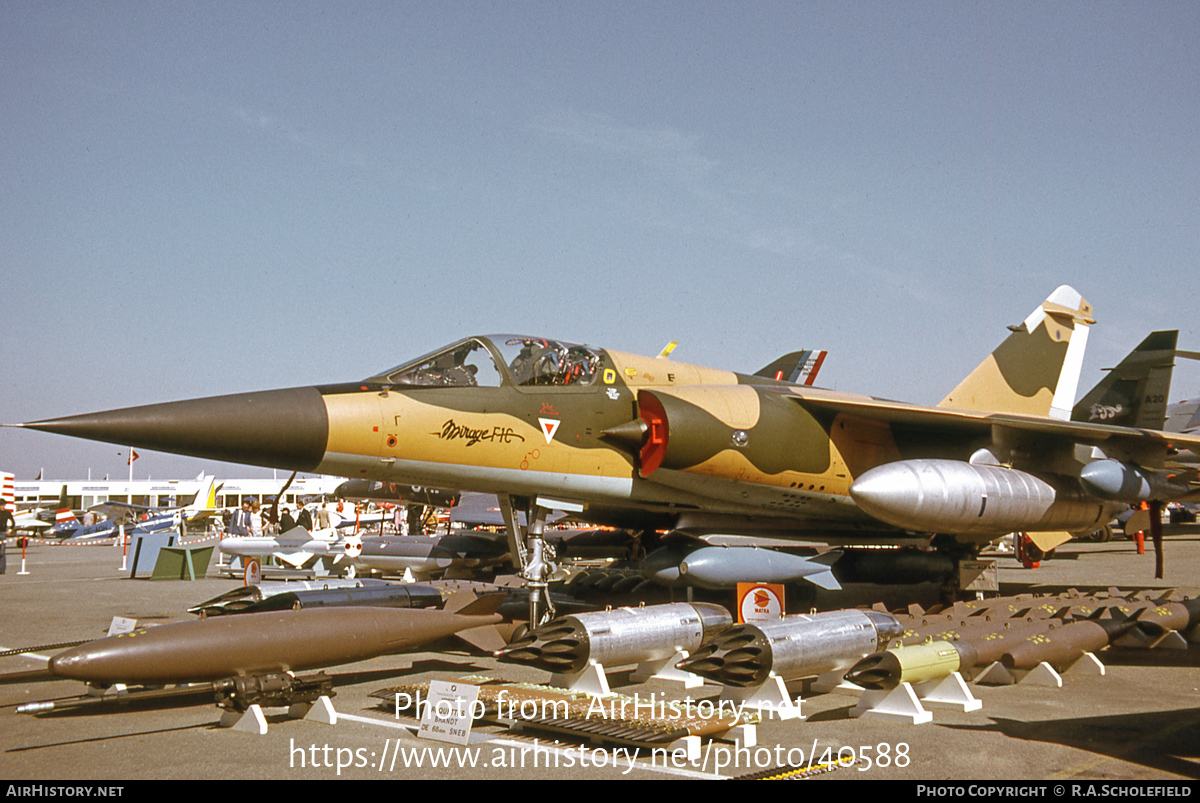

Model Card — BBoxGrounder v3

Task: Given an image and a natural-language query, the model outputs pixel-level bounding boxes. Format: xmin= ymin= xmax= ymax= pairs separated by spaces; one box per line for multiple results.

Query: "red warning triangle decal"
xmin=538 ymin=417 xmax=560 ymax=444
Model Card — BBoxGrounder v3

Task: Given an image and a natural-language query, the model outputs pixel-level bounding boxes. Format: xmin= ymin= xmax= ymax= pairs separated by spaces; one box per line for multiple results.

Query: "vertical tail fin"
xmin=185 ymin=475 xmax=218 ymax=514
xmin=939 ymin=286 xmax=1093 ymax=418
xmin=53 ymin=493 xmax=81 ymax=535
xmin=754 ymin=349 xmax=828 ymax=385
xmin=1072 ymin=331 xmax=1178 ymax=430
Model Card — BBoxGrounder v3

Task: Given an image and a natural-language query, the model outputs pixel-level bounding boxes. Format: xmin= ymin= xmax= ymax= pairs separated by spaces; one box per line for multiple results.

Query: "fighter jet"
xmin=18 ymin=287 xmax=1200 ymax=614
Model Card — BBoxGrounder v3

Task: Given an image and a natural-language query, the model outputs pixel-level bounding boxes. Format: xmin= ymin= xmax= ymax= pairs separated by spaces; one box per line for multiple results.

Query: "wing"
xmin=85 ymin=502 xmax=144 ymax=520
xmin=792 ymin=389 xmax=1200 ymax=466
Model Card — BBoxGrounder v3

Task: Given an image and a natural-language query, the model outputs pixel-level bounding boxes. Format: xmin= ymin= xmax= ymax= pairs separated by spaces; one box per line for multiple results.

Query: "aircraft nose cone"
xmin=24 ymin=386 xmax=330 ymax=472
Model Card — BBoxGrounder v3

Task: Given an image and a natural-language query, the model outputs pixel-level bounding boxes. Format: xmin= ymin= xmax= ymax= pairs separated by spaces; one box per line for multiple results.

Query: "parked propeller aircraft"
xmin=3 ymin=483 xmax=80 ymax=535
xmin=52 ymin=475 xmax=221 ymax=541
xmin=17 ymin=287 xmax=1200 ymax=619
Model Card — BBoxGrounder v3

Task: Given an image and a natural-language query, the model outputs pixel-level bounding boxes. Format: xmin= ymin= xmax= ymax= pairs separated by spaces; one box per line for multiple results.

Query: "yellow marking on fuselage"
xmin=605 ymin=350 xmax=737 ymax=388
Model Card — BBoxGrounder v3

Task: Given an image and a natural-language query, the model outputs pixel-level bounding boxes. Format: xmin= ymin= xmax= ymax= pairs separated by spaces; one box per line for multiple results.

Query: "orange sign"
xmin=737 ymin=582 xmax=785 ymax=623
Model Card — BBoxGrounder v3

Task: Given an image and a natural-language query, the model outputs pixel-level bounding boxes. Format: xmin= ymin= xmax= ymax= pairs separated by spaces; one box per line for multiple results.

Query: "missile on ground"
xmin=843 ymin=640 xmax=979 ymax=691
xmin=344 ymin=532 xmax=510 ymax=578
xmin=1103 ymin=597 xmax=1200 ymax=637
xmin=334 ymin=479 xmax=460 ymax=509
xmin=188 ymin=578 xmax=446 ymax=616
xmin=1000 ymin=614 xmax=1137 ymax=671
xmin=676 ymin=609 xmax=904 ymax=687
xmin=218 ymin=527 xmax=343 ymax=561
xmin=189 ymin=577 xmax=404 ymax=615
xmin=850 ymin=459 xmax=1118 ymax=538
xmin=677 ymin=546 xmax=841 ymax=590
xmin=220 ymin=537 xmax=337 ymax=557
xmin=939 ymin=592 xmax=1125 ymax=623
xmin=892 ymin=615 xmax=1063 ymax=667
xmin=48 ymin=594 xmax=504 ymax=685
xmin=495 ymin=602 xmax=733 ymax=674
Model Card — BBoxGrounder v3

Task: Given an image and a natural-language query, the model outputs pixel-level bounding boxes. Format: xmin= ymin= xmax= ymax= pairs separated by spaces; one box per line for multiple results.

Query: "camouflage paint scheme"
xmin=23 ymin=288 xmax=1200 ymax=550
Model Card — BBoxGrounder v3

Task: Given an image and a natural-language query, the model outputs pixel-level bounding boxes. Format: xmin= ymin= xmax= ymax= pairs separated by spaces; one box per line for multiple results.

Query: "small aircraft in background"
xmin=53 ymin=475 xmax=220 ymax=541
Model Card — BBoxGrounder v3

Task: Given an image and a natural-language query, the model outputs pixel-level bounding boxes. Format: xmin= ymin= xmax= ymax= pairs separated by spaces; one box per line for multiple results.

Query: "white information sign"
xmin=418 ymin=680 xmax=480 ymax=745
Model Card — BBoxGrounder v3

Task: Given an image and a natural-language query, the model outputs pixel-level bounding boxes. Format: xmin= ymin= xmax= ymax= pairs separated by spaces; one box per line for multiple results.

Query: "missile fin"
xmin=455 ymin=625 xmax=509 ymax=653
xmin=809 ymin=550 xmax=842 ymax=567
xmin=452 ymin=592 xmax=506 ymax=617
xmin=804 ymin=570 xmax=841 ymax=591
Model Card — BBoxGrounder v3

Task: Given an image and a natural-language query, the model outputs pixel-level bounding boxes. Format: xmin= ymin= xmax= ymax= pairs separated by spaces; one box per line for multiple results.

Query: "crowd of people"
xmin=223 ymin=499 xmax=356 ymax=537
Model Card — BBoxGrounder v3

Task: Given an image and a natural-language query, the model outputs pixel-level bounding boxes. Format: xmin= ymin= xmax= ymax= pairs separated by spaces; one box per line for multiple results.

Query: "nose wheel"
xmin=497 ymin=494 xmax=559 ymax=627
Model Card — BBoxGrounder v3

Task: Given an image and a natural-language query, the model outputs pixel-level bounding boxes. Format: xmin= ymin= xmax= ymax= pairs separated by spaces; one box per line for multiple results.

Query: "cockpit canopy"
xmin=369 ymin=335 xmax=603 ymax=389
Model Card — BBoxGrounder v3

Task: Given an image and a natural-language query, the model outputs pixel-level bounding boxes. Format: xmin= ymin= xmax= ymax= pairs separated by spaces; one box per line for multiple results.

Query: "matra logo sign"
xmin=737 ymin=583 xmax=784 ymax=623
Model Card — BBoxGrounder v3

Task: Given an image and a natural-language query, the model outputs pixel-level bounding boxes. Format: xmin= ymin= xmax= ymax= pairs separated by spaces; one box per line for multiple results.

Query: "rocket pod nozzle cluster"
xmin=495 ymin=602 xmax=733 ymax=674
xmin=676 ymin=609 xmax=904 ymax=687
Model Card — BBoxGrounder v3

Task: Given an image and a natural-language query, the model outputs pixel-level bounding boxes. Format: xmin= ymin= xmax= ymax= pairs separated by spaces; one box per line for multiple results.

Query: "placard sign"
xmin=418 ymin=680 xmax=480 ymax=745
xmin=736 ymin=582 xmax=785 ymax=623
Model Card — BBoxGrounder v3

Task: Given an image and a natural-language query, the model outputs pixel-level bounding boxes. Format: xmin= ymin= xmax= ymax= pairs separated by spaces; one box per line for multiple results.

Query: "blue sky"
xmin=3 ymin=2 xmax=1198 ymax=481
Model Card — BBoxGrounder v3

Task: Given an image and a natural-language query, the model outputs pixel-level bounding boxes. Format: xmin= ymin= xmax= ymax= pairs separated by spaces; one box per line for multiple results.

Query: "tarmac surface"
xmin=1 ymin=533 xmax=1199 ymax=782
